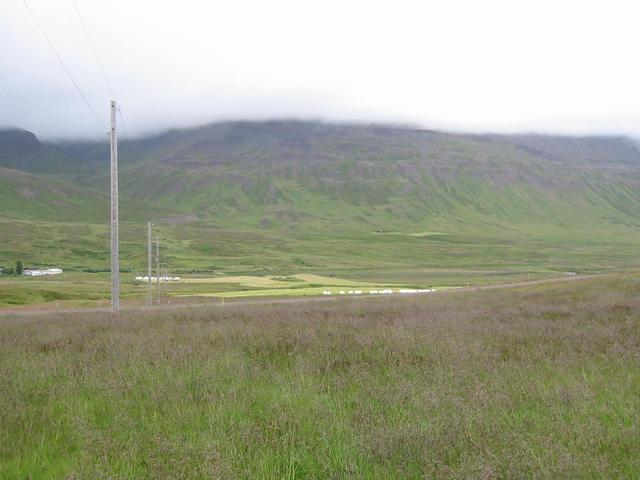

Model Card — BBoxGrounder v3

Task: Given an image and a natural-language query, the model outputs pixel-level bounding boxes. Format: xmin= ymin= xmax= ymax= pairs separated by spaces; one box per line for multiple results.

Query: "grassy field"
xmin=3 ymin=226 xmax=638 ymax=309
xmin=0 ymin=272 xmax=416 ymax=308
xmin=0 ymin=268 xmax=575 ymax=308
xmin=1 ymin=274 xmax=638 ymax=478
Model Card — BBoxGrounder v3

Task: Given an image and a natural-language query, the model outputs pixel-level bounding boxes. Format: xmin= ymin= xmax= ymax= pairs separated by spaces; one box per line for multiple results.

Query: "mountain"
xmin=2 ymin=121 xmax=640 ymax=278
xmin=84 ymin=121 xmax=640 ymax=234
xmin=0 ymin=128 xmax=75 ymax=173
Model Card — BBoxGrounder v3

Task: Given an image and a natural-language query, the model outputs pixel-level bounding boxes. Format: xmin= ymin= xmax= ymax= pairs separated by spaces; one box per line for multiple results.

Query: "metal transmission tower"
xmin=147 ymin=222 xmax=152 ymax=307
xmin=110 ymin=100 xmax=119 ymax=314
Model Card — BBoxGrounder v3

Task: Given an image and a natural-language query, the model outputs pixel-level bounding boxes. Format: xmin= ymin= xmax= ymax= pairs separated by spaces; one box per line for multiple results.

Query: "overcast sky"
xmin=1 ymin=0 xmax=640 ymax=140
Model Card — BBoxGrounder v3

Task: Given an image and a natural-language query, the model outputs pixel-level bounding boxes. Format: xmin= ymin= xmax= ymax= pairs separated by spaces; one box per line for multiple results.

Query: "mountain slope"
xmin=2 ymin=121 xmax=640 ymax=276
xmin=0 ymin=129 xmax=82 ymax=174
xmin=94 ymin=121 xmax=640 ymax=237
xmin=0 ymin=166 xmax=108 ymax=222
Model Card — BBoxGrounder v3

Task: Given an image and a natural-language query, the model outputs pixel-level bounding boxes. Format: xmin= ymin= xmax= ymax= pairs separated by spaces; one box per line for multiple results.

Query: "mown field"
xmin=1 ymin=274 xmax=638 ymax=478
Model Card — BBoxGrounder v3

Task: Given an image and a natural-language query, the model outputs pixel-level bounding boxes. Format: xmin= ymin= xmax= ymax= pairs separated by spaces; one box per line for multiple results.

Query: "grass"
xmin=1 ymin=274 xmax=638 ymax=478
xmin=0 ymin=272 xmax=411 ymax=307
xmin=0 ymin=270 xmax=440 ymax=307
xmin=0 ymin=273 xmax=147 ymax=307
xmin=177 ymin=273 xmax=385 ymax=288
xmin=4 ymin=216 xmax=640 ymax=309
xmin=172 ymin=273 xmax=408 ymax=298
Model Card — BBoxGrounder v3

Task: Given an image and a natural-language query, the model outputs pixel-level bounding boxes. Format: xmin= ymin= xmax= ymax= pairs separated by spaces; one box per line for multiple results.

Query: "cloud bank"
xmin=2 ymin=0 xmax=640 ymax=139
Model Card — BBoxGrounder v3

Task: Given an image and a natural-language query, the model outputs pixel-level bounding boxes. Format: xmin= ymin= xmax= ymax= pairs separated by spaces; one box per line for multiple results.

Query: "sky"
xmin=1 ymin=0 xmax=640 ymax=140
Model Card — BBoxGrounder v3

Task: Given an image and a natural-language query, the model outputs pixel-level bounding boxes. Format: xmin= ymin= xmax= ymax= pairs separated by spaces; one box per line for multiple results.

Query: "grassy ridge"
xmin=1 ymin=274 xmax=638 ymax=478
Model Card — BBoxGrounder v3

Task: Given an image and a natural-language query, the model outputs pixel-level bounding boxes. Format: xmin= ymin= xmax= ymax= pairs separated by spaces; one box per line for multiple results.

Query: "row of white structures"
xmin=23 ymin=268 xmax=63 ymax=276
xmin=135 ymin=276 xmax=181 ymax=282
xmin=322 ymin=288 xmax=435 ymax=295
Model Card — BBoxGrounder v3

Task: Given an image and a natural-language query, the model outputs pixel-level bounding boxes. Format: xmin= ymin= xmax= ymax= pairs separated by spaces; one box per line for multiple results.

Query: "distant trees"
xmin=15 ymin=260 xmax=23 ymax=275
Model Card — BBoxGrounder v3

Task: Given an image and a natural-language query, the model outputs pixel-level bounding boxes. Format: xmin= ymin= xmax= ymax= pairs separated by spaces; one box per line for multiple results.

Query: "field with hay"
xmin=1 ymin=274 xmax=638 ymax=478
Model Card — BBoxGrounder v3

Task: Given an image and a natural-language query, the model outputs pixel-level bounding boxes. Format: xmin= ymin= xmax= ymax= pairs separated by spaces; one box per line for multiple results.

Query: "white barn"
xmin=23 ymin=268 xmax=63 ymax=276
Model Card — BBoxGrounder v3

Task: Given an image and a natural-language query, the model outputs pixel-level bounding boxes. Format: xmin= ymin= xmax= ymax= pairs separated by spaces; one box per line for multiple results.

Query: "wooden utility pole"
xmin=110 ymin=100 xmax=119 ymax=314
xmin=147 ymin=222 xmax=152 ymax=307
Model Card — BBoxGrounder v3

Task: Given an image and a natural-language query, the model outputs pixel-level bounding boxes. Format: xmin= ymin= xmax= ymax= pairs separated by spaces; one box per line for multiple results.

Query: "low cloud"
xmin=2 ymin=0 xmax=640 ymax=140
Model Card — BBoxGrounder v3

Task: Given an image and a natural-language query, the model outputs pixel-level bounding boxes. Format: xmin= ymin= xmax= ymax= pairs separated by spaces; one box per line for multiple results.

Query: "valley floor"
xmin=0 ymin=268 xmax=585 ymax=312
xmin=1 ymin=273 xmax=638 ymax=478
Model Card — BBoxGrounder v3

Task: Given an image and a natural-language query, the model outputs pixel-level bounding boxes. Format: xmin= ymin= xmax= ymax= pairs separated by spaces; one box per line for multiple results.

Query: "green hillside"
xmin=2 ymin=121 xmax=640 ymax=282
xmin=0 ymin=167 xmax=106 ymax=222
xmin=111 ymin=123 xmax=640 ymax=230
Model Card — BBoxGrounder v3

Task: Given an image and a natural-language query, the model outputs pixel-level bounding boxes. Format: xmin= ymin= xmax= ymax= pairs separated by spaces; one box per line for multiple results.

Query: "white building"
xmin=135 ymin=275 xmax=181 ymax=282
xmin=23 ymin=268 xmax=63 ymax=276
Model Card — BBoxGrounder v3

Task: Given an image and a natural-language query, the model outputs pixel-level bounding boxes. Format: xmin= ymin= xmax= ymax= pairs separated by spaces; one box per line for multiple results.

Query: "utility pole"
xmin=110 ymin=100 xmax=119 ymax=314
xmin=162 ymin=264 xmax=168 ymax=301
xmin=165 ymin=265 xmax=170 ymax=304
xmin=147 ymin=222 xmax=152 ymax=307
xmin=155 ymin=238 xmax=161 ymax=305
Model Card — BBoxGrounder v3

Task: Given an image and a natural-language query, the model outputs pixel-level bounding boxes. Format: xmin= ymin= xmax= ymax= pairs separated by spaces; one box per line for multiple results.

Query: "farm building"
xmin=23 ymin=268 xmax=63 ymax=276
xmin=134 ymin=275 xmax=181 ymax=282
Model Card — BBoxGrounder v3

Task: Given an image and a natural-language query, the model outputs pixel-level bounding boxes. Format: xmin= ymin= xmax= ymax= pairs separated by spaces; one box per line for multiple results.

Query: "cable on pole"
xmin=71 ymin=0 xmax=130 ymax=141
xmin=72 ymin=0 xmax=115 ymax=99
xmin=117 ymin=108 xmax=130 ymax=142
xmin=21 ymin=0 xmax=107 ymax=130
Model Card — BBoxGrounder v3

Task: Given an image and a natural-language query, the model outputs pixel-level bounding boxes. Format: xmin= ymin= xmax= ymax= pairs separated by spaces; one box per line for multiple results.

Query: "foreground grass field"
xmin=1 ymin=275 xmax=639 ymax=478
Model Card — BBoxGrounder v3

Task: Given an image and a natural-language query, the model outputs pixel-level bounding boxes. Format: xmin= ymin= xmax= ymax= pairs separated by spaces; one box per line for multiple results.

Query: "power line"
xmin=72 ymin=0 xmax=116 ymax=100
xmin=21 ymin=0 xmax=106 ymax=130
xmin=71 ymin=0 xmax=130 ymax=142
xmin=117 ymin=108 xmax=130 ymax=142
